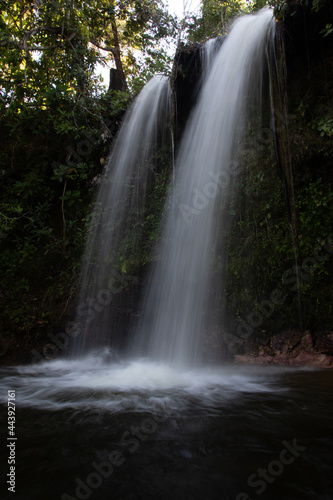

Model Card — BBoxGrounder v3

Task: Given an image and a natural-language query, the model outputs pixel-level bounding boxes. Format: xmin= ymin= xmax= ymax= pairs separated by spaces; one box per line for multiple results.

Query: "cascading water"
xmin=134 ymin=9 xmax=275 ymax=367
xmin=2 ymin=12 xmax=332 ymax=500
xmin=72 ymin=75 xmax=171 ymax=356
xmin=200 ymin=36 xmax=225 ymax=75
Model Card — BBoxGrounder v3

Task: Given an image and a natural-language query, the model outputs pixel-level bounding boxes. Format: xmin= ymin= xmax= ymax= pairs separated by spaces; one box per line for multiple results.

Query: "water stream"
xmin=0 ymin=360 xmax=332 ymax=500
xmin=134 ymin=9 xmax=275 ymax=367
xmin=73 ymin=74 xmax=171 ymax=356
xmin=1 ymin=9 xmax=332 ymax=500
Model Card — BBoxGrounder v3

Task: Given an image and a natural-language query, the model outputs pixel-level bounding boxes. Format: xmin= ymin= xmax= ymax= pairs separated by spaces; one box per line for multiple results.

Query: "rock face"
xmin=234 ymin=330 xmax=333 ymax=368
xmin=172 ymin=43 xmax=203 ymax=142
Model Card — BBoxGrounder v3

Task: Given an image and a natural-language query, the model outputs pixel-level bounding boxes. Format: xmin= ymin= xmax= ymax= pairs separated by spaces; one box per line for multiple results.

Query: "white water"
xmin=0 ymin=356 xmax=289 ymax=414
xmin=73 ymin=75 xmax=171 ymax=355
xmin=200 ymin=37 xmax=224 ymax=75
xmin=1 ymin=16 xmax=331 ymax=500
xmin=134 ymin=10 xmax=275 ymax=367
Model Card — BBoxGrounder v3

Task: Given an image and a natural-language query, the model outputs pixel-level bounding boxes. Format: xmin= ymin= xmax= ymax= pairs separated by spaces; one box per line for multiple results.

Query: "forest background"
xmin=0 ymin=0 xmax=332 ymax=360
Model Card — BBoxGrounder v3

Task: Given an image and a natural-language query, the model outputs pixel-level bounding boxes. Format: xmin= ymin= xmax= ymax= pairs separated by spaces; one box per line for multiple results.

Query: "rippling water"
xmin=1 ymin=355 xmax=332 ymax=500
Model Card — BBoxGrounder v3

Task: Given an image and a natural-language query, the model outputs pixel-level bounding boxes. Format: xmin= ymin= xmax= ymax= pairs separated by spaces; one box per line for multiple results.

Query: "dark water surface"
xmin=1 ymin=357 xmax=332 ymax=500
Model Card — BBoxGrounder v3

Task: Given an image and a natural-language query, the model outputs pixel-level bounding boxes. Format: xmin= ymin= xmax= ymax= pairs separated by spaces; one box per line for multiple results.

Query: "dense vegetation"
xmin=224 ymin=0 xmax=333 ymax=350
xmin=0 ymin=0 xmax=332 ymax=360
xmin=0 ymin=0 xmax=176 ymax=356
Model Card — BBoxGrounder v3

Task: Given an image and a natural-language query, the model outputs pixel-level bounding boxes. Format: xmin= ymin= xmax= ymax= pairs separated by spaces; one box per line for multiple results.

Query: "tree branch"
xmin=90 ymin=39 xmax=117 ymax=57
xmin=1 ymin=29 xmax=76 ymax=52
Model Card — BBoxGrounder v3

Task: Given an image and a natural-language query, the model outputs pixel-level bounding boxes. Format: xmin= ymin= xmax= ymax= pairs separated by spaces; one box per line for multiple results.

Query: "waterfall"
xmin=72 ymin=9 xmax=275 ymax=367
xmin=200 ymin=36 xmax=225 ymax=75
xmin=133 ymin=9 xmax=275 ymax=367
xmin=72 ymin=75 xmax=171 ymax=356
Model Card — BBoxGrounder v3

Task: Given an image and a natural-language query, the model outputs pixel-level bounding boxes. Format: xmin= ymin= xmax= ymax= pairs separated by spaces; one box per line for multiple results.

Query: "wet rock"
xmin=172 ymin=43 xmax=203 ymax=142
xmin=233 ymin=330 xmax=333 ymax=368
xmin=257 ymin=332 xmax=270 ymax=345
xmin=300 ymin=331 xmax=313 ymax=350
xmin=315 ymin=331 xmax=333 ymax=355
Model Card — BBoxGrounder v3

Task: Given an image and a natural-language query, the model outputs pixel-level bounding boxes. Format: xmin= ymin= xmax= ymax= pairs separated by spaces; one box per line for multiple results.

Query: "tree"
xmin=0 ymin=0 xmax=177 ymax=351
xmin=187 ymin=0 xmax=248 ymax=42
xmin=0 ymin=0 xmax=176 ymax=109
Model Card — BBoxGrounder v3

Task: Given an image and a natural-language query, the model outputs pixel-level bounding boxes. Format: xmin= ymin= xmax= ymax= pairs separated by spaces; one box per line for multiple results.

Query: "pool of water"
xmin=1 ymin=355 xmax=332 ymax=500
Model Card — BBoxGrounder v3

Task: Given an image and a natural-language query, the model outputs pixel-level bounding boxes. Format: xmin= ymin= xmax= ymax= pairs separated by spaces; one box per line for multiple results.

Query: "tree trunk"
xmin=110 ymin=12 xmax=127 ymax=91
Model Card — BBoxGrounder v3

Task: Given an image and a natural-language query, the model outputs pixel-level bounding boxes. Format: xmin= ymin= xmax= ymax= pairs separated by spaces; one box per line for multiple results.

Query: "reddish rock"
xmin=233 ymin=330 xmax=333 ymax=368
xmin=300 ymin=331 xmax=313 ymax=350
xmin=315 ymin=331 xmax=333 ymax=355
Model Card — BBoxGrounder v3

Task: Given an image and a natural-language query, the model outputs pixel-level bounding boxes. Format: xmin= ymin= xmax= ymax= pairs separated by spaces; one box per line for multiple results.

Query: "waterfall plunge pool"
xmin=1 ymin=357 xmax=332 ymax=500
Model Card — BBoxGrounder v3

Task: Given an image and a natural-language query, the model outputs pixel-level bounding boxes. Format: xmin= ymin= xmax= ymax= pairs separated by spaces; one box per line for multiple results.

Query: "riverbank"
xmin=233 ymin=330 xmax=333 ymax=368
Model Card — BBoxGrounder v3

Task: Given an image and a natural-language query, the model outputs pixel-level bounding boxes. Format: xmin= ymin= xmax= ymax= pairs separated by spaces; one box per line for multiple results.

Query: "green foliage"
xmin=114 ymin=146 xmax=173 ymax=276
xmin=312 ymin=115 xmax=333 ymax=137
xmin=297 ymin=178 xmax=333 ymax=251
xmin=312 ymin=0 xmax=328 ymax=12
xmin=225 ymin=137 xmax=291 ymax=324
xmin=0 ymin=0 xmax=176 ymax=111
xmin=115 ymin=1 xmax=178 ymax=93
xmin=320 ymin=23 xmax=333 ymax=37
xmin=187 ymin=0 xmax=248 ymax=42
xmin=107 ymin=90 xmax=132 ymax=117
xmin=249 ymin=0 xmax=333 ymax=24
xmin=1 ymin=0 xmax=332 ymax=357
xmin=0 ymin=0 xmax=178 ymax=349
xmin=249 ymin=0 xmax=287 ymax=18
xmin=128 ymin=48 xmax=174 ymax=94
xmin=225 ymin=77 xmax=332 ymax=335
